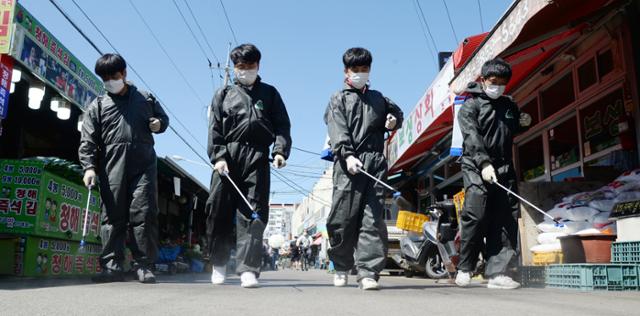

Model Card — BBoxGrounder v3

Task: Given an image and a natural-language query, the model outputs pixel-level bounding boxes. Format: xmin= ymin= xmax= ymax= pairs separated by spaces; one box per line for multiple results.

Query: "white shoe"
xmin=360 ymin=278 xmax=381 ymax=291
xmin=333 ymin=271 xmax=348 ymax=287
xmin=240 ymin=272 xmax=259 ymax=288
xmin=211 ymin=265 xmax=226 ymax=285
xmin=488 ymin=275 xmax=521 ymax=290
xmin=455 ymin=271 xmax=472 ymax=287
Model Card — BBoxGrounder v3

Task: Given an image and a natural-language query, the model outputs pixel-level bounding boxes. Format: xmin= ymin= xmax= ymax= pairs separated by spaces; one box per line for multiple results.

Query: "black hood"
xmin=464 ymin=81 xmax=485 ymax=95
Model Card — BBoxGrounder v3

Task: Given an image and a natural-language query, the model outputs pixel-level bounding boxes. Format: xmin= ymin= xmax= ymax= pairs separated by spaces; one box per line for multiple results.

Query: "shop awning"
xmin=450 ymin=0 xmax=616 ymax=94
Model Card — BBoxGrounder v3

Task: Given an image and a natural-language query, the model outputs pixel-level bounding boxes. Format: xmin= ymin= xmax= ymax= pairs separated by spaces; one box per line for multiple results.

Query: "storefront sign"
xmin=387 ymin=60 xmax=455 ymax=167
xmin=0 ymin=160 xmax=101 ymax=243
xmin=21 ymin=236 xmax=102 ymax=277
xmin=0 ymin=0 xmax=16 ymax=54
xmin=450 ymin=0 xmax=549 ymax=94
xmin=0 ymin=55 xmax=12 ymax=118
xmin=9 ymin=3 xmax=104 ymax=110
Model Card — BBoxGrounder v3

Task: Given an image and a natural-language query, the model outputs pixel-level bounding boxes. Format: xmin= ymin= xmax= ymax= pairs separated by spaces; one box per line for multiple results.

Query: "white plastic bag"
xmin=615 ymin=169 xmax=640 ymax=183
xmin=548 ymin=205 xmax=599 ymax=222
xmin=537 ymin=232 xmax=568 ymax=245
xmin=589 ymin=199 xmax=616 ymax=212
xmin=530 ymin=243 xmax=562 ymax=253
xmin=615 ymin=191 xmax=640 ymax=203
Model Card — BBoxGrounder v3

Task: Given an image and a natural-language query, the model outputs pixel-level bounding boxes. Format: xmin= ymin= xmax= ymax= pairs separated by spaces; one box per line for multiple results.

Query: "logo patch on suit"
xmin=254 ymin=100 xmax=264 ymax=110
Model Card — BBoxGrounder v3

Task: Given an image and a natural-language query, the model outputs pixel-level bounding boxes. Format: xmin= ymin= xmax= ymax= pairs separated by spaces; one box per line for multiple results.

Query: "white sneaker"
xmin=333 ymin=271 xmax=348 ymax=287
xmin=211 ymin=265 xmax=226 ymax=285
xmin=455 ymin=271 xmax=472 ymax=287
xmin=240 ymin=272 xmax=259 ymax=288
xmin=360 ymin=278 xmax=381 ymax=291
xmin=488 ymin=275 xmax=521 ymax=290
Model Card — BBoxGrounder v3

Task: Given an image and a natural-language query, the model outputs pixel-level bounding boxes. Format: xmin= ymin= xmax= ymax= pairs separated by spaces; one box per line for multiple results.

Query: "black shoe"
xmin=136 ymin=268 xmax=157 ymax=284
xmin=91 ymin=270 xmax=125 ymax=283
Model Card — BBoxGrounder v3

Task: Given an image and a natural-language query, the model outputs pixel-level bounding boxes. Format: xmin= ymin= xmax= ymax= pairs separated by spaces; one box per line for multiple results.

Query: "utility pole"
xmin=223 ymin=42 xmax=232 ymax=87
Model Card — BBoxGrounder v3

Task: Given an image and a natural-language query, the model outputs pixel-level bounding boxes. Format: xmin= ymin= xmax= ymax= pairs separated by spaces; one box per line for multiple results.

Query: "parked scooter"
xmin=399 ymin=200 xmax=459 ymax=279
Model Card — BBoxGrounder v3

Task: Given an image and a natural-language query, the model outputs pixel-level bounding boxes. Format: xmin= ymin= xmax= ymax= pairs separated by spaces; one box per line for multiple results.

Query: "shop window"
xmin=551 ymin=166 xmax=581 ymax=182
xmin=549 ymin=117 xmax=579 ymax=171
xmin=541 ymin=73 xmax=575 ymax=119
xmin=597 ymin=49 xmax=614 ymax=80
xmin=520 ymin=98 xmax=539 ymax=126
xmin=577 ymin=58 xmax=597 ymax=92
xmin=518 ymin=135 xmax=545 ymax=181
xmin=580 ymin=89 xmax=625 ymax=157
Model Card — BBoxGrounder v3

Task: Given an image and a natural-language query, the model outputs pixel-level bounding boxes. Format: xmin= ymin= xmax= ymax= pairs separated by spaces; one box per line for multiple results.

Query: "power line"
xmin=171 ymin=0 xmax=219 ymax=95
xmin=53 ymin=0 xmax=210 ymax=165
xmin=182 ymin=0 xmax=222 ymax=66
xmin=68 ymin=0 xmax=207 ymax=153
xmin=218 ymin=0 xmax=239 ymax=45
xmin=271 ymin=170 xmax=331 ymax=207
xmin=411 ymin=0 xmax=438 ymax=68
xmin=126 ymin=0 xmax=208 ymax=107
xmin=171 ymin=0 xmax=211 ymax=66
xmin=477 ymin=0 xmax=485 ymax=32
xmin=441 ymin=0 xmax=459 ymax=45
xmin=292 ymin=146 xmax=321 ymax=156
xmin=415 ymin=0 xmax=439 ymax=54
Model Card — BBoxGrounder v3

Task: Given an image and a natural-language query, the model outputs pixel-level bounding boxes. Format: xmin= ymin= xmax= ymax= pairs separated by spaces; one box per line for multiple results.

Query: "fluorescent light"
xmin=28 ymin=83 xmax=45 ymax=110
xmin=50 ymin=97 xmax=60 ymax=112
xmin=10 ymin=82 xmax=14 ymax=94
xmin=57 ymin=101 xmax=71 ymax=120
xmin=11 ymin=69 xmax=21 ymax=83
xmin=77 ymin=116 xmax=83 ymax=132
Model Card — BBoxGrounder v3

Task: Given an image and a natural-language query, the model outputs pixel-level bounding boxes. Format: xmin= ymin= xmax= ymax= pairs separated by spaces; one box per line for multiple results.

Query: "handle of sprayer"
xmin=357 ymin=167 xmax=402 ymax=198
xmin=493 ymin=180 xmax=559 ymax=224
xmin=222 ymin=171 xmax=258 ymax=218
xmin=80 ymin=185 xmax=93 ymax=246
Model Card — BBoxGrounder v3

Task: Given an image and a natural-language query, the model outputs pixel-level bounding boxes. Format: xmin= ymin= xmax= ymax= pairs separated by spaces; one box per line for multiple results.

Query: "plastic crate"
xmin=396 ymin=211 xmax=429 ymax=233
xmin=546 ymin=264 xmax=640 ymax=291
xmin=611 ymin=241 xmax=640 ymax=264
xmin=520 ymin=266 xmax=546 ymax=288
xmin=532 ymin=251 xmax=563 ymax=266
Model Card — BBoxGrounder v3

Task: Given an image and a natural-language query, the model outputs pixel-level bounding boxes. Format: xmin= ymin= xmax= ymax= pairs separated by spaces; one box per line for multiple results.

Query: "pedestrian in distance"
xmin=206 ymin=43 xmax=292 ymax=288
xmin=79 ymin=53 xmax=169 ymax=284
xmin=324 ymin=47 xmax=404 ymax=290
xmin=455 ymin=58 xmax=532 ymax=290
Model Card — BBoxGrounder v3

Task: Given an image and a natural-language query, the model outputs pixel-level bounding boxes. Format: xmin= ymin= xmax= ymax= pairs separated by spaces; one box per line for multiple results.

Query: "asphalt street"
xmin=1 ymin=269 xmax=639 ymax=316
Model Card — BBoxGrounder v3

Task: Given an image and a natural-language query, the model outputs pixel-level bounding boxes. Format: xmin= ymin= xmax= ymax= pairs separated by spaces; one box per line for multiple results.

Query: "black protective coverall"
xmin=457 ymin=82 xmax=524 ymax=277
xmin=206 ymin=77 xmax=291 ymax=276
xmin=79 ymin=84 xmax=169 ymax=271
xmin=324 ymin=84 xmax=403 ymax=281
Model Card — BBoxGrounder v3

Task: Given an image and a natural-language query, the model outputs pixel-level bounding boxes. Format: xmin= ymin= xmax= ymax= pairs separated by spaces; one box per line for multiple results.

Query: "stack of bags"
xmin=532 ymin=169 xmax=640 ymax=254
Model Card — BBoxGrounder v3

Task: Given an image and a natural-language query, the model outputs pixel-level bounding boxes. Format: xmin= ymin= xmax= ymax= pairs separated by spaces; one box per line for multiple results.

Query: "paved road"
xmin=1 ymin=269 xmax=639 ymax=316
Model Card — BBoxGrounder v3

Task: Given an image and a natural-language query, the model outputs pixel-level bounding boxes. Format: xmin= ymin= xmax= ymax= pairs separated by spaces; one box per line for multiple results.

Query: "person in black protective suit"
xmin=324 ymin=47 xmax=403 ymax=291
xmin=455 ymin=58 xmax=532 ymax=290
xmin=206 ymin=44 xmax=291 ymax=288
xmin=79 ymin=54 xmax=169 ymax=283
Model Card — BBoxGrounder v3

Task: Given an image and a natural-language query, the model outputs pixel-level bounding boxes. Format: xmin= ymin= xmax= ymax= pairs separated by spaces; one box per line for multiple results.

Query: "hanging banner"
xmin=0 ymin=0 xmax=16 ymax=54
xmin=0 ymin=54 xmax=12 ymax=119
xmin=21 ymin=236 xmax=102 ymax=277
xmin=449 ymin=0 xmax=549 ymax=94
xmin=9 ymin=3 xmax=104 ymax=110
xmin=450 ymin=96 xmax=467 ymax=156
xmin=386 ymin=59 xmax=455 ymax=167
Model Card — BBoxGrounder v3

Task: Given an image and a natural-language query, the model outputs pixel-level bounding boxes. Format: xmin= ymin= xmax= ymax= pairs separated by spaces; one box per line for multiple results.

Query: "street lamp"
xmin=170 ymin=155 xmax=213 ymax=169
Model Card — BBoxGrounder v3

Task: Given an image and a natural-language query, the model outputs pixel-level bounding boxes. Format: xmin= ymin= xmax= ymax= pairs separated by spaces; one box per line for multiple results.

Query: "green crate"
xmin=546 ymin=264 xmax=640 ymax=291
xmin=611 ymin=241 xmax=640 ymax=264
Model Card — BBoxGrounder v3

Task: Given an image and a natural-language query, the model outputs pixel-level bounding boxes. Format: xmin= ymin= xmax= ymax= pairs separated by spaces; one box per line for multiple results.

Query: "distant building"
xmin=265 ymin=203 xmax=297 ymax=240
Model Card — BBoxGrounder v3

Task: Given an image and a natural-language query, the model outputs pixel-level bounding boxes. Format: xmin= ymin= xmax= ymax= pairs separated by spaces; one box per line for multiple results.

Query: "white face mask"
xmin=483 ymin=84 xmax=506 ymax=99
xmin=104 ymin=79 xmax=125 ymax=94
xmin=348 ymin=72 xmax=369 ymax=89
xmin=234 ymin=69 xmax=258 ymax=86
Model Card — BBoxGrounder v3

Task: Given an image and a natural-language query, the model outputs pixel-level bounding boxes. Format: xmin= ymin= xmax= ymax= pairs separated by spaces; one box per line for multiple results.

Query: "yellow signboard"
xmin=0 ymin=0 xmax=16 ymax=54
